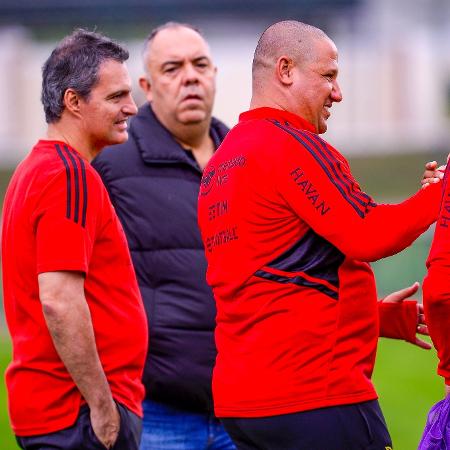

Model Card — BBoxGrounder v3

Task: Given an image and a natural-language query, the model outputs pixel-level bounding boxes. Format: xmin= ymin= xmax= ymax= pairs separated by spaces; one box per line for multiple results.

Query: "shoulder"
xmin=211 ymin=116 xmax=230 ymax=139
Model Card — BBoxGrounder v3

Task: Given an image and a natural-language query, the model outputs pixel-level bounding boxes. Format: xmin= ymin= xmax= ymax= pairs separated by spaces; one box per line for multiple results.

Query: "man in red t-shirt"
xmin=1 ymin=29 xmax=147 ymax=450
xmin=198 ymin=21 xmax=443 ymax=449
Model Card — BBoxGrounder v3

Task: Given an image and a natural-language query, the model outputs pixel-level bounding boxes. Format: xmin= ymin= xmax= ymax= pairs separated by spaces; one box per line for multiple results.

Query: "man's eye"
xmin=110 ymin=93 xmax=123 ymax=101
xmin=165 ymin=67 xmax=177 ymax=73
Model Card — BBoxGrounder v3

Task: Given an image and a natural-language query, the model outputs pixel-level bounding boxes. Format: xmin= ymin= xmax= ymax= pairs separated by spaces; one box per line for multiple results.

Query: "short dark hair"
xmin=41 ymin=28 xmax=129 ymax=123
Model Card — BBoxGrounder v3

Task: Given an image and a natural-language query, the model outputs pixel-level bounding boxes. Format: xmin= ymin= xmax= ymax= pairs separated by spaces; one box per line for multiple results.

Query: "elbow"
xmin=40 ymin=294 xmax=69 ymax=321
xmin=340 ymin=246 xmax=386 ymax=263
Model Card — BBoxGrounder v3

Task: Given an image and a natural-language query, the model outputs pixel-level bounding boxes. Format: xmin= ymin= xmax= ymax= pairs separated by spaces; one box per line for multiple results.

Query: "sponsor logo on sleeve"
xmin=439 ymin=192 xmax=450 ymax=227
xmin=290 ymin=167 xmax=331 ymax=216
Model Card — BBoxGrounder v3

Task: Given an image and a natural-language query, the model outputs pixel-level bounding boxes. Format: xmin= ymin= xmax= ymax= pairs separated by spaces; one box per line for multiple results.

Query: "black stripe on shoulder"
xmin=301 ymin=131 xmax=376 ymax=212
xmin=54 ymin=144 xmax=71 ymax=220
xmin=63 ymin=145 xmax=80 ymax=225
xmin=269 ymin=120 xmax=367 ymax=218
xmin=74 ymin=153 xmax=88 ymax=228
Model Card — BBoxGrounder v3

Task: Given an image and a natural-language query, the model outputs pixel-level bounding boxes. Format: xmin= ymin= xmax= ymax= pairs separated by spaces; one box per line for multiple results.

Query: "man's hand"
xmin=90 ymin=400 xmax=120 ymax=449
xmin=421 ymin=160 xmax=445 ymax=189
xmin=445 ymin=384 xmax=450 ymax=397
xmin=382 ymin=281 xmax=432 ymax=349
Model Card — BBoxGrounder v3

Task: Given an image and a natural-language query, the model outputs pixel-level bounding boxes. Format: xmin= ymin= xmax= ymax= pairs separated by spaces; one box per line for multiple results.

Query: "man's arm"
xmin=39 ymin=271 xmax=119 ymax=448
xmin=273 ymin=126 xmax=442 ymax=261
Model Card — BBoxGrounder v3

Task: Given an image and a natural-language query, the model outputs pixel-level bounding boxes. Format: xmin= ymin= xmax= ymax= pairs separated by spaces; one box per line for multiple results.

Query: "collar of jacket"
xmin=130 ymin=103 xmax=226 ymax=172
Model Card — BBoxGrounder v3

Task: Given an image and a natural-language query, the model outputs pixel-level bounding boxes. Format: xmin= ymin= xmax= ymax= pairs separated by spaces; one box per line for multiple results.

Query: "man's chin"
xmin=178 ymin=109 xmax=209 ymax=125
xmin=318 ymin=121 xmax=328 ymax=134
xmin=109 ymin=131 xmax=129 ymax=146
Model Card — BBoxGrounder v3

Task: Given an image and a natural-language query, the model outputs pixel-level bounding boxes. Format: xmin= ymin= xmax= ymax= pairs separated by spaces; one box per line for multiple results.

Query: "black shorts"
xmin=16 ymin=401 xmax=142 ymax=450
xmin=221 ymin=400 xmax=392 ymax=450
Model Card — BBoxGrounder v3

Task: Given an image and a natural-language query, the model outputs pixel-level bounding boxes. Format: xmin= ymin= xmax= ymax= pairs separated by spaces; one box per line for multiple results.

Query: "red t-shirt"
xmin=423 ymin=164 xmax=450 ymax=384
xmin=1 ymin=140 xmax=148 ymax=436
xmin=198 ymin=107 xmax=440 ymax=417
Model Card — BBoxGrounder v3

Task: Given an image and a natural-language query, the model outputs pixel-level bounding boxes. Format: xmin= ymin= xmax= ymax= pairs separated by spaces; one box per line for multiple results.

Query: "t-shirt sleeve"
xmin=32 ymin=167 xmax=100 ymax=275
xmin=423 ymin=164 xmax=450 ymax=384
xmin=273 ymin=126 xmax=441 ymax=261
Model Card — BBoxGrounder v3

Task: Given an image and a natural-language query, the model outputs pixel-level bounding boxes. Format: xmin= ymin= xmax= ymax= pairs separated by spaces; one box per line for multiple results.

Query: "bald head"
xmin=252 ymin=20 xmax=328 ymax=89
xmin=250 ymin=20 xmax=342 ymax=134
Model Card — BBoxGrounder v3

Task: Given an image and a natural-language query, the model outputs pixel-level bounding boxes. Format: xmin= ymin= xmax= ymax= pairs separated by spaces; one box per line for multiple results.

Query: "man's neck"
xmin=46 ymin=121 xmax=96 ymax=162
xmin=163 ymin=118 xmax=215 ymax=170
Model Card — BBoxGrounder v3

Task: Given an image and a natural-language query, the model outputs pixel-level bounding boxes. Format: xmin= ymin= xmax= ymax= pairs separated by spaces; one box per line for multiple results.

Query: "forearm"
xmin=39 ymin=273 xmax=114 ymax=409
xmin=350 ymin=184 xmax=440 ymax=261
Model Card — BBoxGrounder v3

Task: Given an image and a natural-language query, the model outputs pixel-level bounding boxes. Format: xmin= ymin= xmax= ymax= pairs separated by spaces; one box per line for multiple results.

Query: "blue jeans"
xmin=140 ymin=399 xmax=236 ymax=450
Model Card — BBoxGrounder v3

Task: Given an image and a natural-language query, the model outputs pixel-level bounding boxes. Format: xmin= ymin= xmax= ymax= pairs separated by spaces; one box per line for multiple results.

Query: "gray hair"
xmin=41 ymin=28 xmax=129 ymax=124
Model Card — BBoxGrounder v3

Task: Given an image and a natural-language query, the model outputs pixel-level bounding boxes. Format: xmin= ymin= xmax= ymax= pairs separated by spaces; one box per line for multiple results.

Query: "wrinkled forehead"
xmin=146 ymin=27 xmax=212 ymax=67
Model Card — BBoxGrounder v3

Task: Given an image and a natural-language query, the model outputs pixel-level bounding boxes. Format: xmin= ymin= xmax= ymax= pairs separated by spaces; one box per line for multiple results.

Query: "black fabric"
xmin=92 ymin=103 xmax=229 ymax=413
xmin=17 ymin=402 xmax=141 ymax=450
xmin=222 ymin=400 xmax=392 ymax=450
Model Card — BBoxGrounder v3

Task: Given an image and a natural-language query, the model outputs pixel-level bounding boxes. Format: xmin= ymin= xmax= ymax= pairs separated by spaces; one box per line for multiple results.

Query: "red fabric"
xmin=198 ymin=107 xmax=440 ymax=417
xmin=423 ymin=164 xmax=450 ymax=384
xmin=378 ymin=300 xmax=418 ymax=343
xmin=1 ymin=140 xmax=148 ymax=436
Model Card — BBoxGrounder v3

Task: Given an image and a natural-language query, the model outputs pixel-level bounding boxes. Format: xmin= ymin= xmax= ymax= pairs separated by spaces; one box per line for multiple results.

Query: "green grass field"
xmin=0 ymin=151 xmax=448 ymax=449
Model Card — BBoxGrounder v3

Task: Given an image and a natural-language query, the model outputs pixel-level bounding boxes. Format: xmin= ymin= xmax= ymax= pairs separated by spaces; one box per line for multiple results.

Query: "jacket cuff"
xmin=378 ymin=300 xmax=418 ymax=343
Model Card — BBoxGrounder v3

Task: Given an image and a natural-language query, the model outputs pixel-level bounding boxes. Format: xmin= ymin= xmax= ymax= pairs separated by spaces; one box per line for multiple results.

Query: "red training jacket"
xmin=198 ymin=107 xmax=440 ymax=417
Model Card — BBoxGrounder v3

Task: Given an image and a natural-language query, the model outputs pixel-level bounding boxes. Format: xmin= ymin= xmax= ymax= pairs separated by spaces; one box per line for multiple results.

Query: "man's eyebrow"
xmin=161 ymin=56 xmax=211 ymax=68
xmin=106 ymin=89 xmax=130 ymax=99
xmin=192 ymin=56 xmax=210 ymax=63
xmin=162 ymin=59 xmax=182 ymax=67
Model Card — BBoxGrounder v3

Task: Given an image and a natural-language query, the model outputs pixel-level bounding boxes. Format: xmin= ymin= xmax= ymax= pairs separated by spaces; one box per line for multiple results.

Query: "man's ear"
xmin=276 ymin=56 xmax=294 ymax=86
xmin=63 ymin=88 xmax=82 ymax=117
xmin=139 ymin=76 xmax=153 ymax=102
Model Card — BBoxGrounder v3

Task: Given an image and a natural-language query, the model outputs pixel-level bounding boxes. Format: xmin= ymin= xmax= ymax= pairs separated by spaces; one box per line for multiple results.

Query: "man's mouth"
xmin=115 ymin=119 xmax=128 ymax=130
xmin=183 ymin=94 xmax=202 ymax=102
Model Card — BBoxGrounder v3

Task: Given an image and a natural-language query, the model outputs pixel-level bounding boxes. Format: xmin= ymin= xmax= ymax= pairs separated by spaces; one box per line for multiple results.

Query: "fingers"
xmin=417 ymin=312 xmax=426 ymax=325
xmin=415 ymin=337 xmax=432 ymax=350
xmin=416 ymin=323 xmax=429 ymax=335
xmin=382 ymin=281 xmax=419 ymax=303
xmin=425 ymin=161 xmax=438 ymax=170
xmin=421 ymin=160 xmax=444 ymax=189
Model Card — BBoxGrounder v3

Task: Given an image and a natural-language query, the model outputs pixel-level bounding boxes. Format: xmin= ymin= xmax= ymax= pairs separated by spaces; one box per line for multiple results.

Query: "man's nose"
xmin=182 ymin=63 xmax=199 ymax=84
xmin=123 ymin=94 xmax=138 ymax=116
xmin=332 ymin=81 xmax=343 ymax=103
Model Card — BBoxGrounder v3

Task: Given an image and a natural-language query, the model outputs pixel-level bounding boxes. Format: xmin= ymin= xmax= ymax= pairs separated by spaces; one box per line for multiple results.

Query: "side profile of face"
xmin=140 ymin=26 xmax=217 ymax=130
xmin=291 ymin=37 xmax=342 ymax=134
xmin=78 ymin=59 xmax=137 ymax=152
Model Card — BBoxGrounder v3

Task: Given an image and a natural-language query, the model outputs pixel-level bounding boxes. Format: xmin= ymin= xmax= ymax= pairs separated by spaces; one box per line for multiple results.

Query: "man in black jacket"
xmin=92 ymin=22 xmax=234 ymax=450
